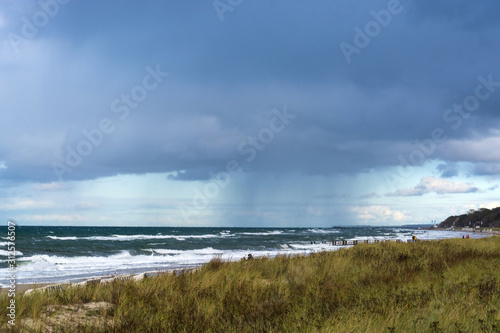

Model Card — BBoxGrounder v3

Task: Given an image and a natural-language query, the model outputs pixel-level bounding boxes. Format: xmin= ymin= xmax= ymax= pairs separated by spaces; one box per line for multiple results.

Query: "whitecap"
xmin=238 ymin=231 xmax=283 ymax=236
xmin=307 ymin=228 xmax=340 ymax=234
xmin=46 ymin=233 xmax=234 ymax=242
xmin=0 ymin=249 xmax=23 ymax=256
xmin=47 ymin=236 xmax=78 ymax=240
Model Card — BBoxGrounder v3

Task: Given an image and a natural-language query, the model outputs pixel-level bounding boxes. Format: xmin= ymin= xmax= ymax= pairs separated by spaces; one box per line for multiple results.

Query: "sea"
xmin=0 ymin=226 xmax=490 ymax=286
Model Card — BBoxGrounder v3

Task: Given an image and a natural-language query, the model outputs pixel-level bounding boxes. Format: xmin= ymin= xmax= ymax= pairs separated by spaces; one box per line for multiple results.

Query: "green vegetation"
xmin=439 ymin=207 xmax=500 ymax=228
xmin=2 ymin=237 xmax=500 ymax=332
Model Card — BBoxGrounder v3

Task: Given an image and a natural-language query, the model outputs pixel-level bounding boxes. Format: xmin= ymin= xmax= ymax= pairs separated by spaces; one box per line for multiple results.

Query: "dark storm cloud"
xmin=436 ymin=163 xmax=459 ymax=178
xmin=409 ymin=0 xmax=500 ymax=30
xmin=1 ymin=0 xmax=500 ymax=184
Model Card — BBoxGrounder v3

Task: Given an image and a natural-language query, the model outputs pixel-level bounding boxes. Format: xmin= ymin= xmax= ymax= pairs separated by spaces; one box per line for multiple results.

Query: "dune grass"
xmin=2 ymin=236 xmax=500 ymax=332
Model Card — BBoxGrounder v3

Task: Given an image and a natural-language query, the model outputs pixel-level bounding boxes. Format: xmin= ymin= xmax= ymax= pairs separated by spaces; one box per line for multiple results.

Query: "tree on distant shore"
xmin=439 ymin=207 xmax=500 ymax=228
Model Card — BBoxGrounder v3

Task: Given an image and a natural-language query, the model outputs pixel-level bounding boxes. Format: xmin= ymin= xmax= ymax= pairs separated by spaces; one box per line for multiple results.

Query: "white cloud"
xmin=481 ymin=201 xmax=500 ymax=210
xmin=350 ymin=205 xmax=409 ymax=224
xmin=387 ymin=177 xmax=479 ymax=196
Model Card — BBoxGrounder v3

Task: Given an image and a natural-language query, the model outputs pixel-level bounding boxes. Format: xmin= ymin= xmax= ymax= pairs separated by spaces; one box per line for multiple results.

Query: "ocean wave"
xmin=47 ymin=233 xmax=234 ymax=242
xmin=307 ymin=228 xmax=340 ymax=234
xmin=288 ymin=242 xmax=339 ymax=250
xmin=0 ymin=249 xmax=23 ymax=256
xmin=349 ymin=236 xmax=387 ymax=241
xmin=47 ymin=236 xmax=78 ymax=240
xmin=16 ymin=248 xmax=228 ymax=271
xmin=0 ymin=246 xmax=338 ymax=285
xmin=144 ymin=247 xmax=223 ymax=256
xmin=238 ymin=231 xmax=284 ymax=236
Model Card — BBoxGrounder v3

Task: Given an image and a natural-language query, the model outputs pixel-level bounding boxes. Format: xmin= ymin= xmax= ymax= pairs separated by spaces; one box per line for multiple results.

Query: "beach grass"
xmin=2 ymin=236 xmax=499 ymax=332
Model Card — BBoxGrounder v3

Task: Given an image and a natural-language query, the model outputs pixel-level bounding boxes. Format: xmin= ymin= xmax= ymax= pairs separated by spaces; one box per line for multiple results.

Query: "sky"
xmin=1 ymin=0 xmax=500 ymax=227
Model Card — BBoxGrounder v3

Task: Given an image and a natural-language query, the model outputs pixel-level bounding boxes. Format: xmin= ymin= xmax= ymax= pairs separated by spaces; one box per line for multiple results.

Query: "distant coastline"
xmin=438 ymin=206 xmax=500 ymax=229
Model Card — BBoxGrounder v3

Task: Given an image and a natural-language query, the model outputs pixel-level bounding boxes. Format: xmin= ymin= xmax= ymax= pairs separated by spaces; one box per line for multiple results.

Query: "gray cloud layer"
xmin=1 ymin=0 xmax=500 ymax=184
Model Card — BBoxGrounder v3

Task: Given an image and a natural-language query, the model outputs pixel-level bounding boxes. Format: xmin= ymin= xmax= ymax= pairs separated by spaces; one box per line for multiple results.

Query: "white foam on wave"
xmin=47 ymin=236 xmax=78 ymax=240
xmin=0 ymin=249 xmax=23 ymax=256
xmin=307 ymin=228 xmax=340 ymax=234
xmin=288 ymin=242 xmax=341 ymax=251
xmin=144 ymin=247 xmax=222 ymax=256
xmin=392 ymin=228 xmax=413 ymax=233
xmin=0 ymin=242 xmax=8 ymax=247
xmin=47 ymin=233 xmax=234 ymax=242
xmin=3 ymin=250 xmax=195 ymax=283
xmin=0 ymin=244 xmax=343 ymax=285
xmin=350 ymin=233 xmax=406 ymax=241
xmin=238 ymin=231 xmax=284 ymax=236
xmin=0 ymin=248 xmax=216 ymax=283
xmin=350 ymin=236 xmax=386 ymax=241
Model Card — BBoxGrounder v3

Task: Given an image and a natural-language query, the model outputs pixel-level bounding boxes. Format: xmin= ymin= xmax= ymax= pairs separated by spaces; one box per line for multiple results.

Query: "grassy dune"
xmin=2 ymin=237 xmax=500 ymax=332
